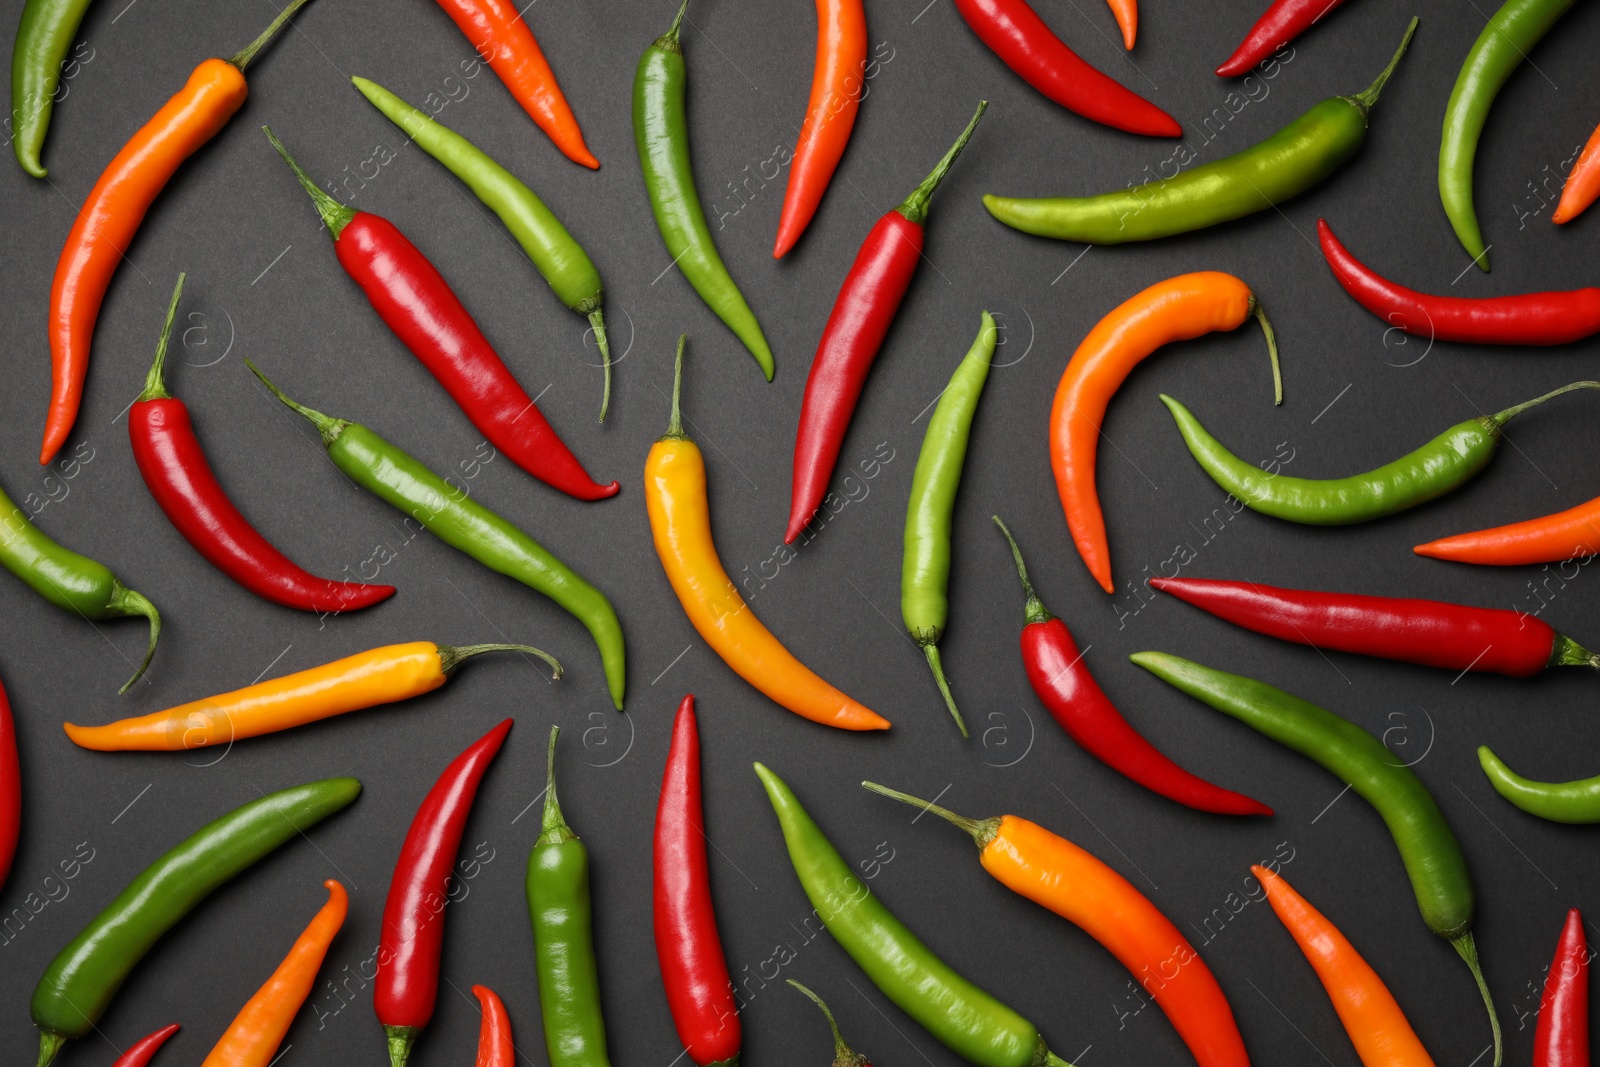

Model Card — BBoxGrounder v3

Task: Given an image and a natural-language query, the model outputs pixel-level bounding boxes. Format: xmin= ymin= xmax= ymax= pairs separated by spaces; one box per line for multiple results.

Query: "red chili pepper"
xmin=112 ymin=1024 xmax=180 ymax=1067
xmin=994 ymin=519 xmax=1270 ymax=816
xmin=1152 ymin=576 xmax=1600 ymax=676
xmin=0 ymin=674 xmax=19 ymax=894
xmin=1318 ymin=219 xmax=1600 ymax=345
xmin=654 ymin=695 xmax=740 ymax=1067
xmin=786 ymin=103 xmax=986 ymax=544
xmin=470 ymin=985 xmax=514 ymax=1067
xmin=264 ymin=129 xmax=616 ymax=502
xmin=1535 ymin=909 xmax=1589 ymax=1067
xmin=952 ymin=0 xmax=1179 ymax=136
xmin=376 ymin=719 xmax=513 ymax=1067
xmin=1216 ymin=0 xmax=1348 ymax=77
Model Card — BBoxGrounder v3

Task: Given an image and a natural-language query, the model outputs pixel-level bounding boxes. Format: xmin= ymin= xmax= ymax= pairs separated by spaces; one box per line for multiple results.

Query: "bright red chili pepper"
xmin=654 ymin=695 xmax=740 ymax=1067
xmin=952 ymin=0 xmax=1179 ymax=136
xmin=1318 ymin=219 xmax=1600 ymax=345
xmin=1535 ymin=909 xmax=1589 ymax=1067
xmin=994 ymin=519 xmax=1270 ymax=816
xmin=470 ymin=985 xmax=514 ymax=1067
xmin=786 ymin=103 xmax=986 ymax=544
xmin=0 ymin=674 xmax=19 ymax=893
xmin=376 ymin=719 xmax=513 ymax=1067
xmin=265 ymin=129 xmax=616 ymax=502
xmin=112 ymin=1024 xmax=180 ymax=1067
xmin=1216 ymin=0 xmax=1349 ymax=77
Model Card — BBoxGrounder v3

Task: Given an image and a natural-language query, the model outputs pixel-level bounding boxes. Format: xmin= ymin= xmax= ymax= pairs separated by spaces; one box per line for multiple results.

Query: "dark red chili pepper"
xmin=786 ymin=103 xmax=986 ymax=544
xmin=0 ymin=674 xmax=18 ymax=893
xmin=994 ymin=519 xmax=1270 ymax=816
xmin=376 ymin=719 xmax=513 ymax=1067
xmin=112 ymin=1023 xmax=181 ymax=1067
xmin=1152 ymin=576 xmax=1600 ymax=676
xmin=1319 ymin=219 xmax=1600 ymax=346
xmin=953 ymin=0 xmax=1179 ymax=136
xmin=1535 ymin=908 xmax=1589 ymax=1067
xmin=1216 ymin=0 xmax=1348 ymax=77
xmin=264 ymin=128 xmax=617 ymax=502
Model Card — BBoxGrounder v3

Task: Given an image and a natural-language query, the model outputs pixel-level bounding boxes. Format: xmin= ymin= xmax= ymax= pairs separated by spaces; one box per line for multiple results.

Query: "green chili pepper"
xmin=1131 ymin=651 xmax=1501 ymax=1066
xmin=983 ymin=18 xmax=1417 ymax=243
xmin=246 ymin=360 xmax=627 ymax=710
xmin=901 ymin=312 xmax=997 ymax=740
xmin=0 ymin=480 xmax=159 ymax=692
xmin=755 ymin=763 xmax=1075 ymax=1067
xmin=527 ymin=726 xmax=611 ymax=1067
xmin=633 ymin=0 xmax=774 ymax=380
xmin=1478 ymin=746 xmax=1600 ymax=824
xmin=1439 ymin=0 xmax=1579 ymax=271
xmin=31 ymin=776 xmax=361 ymax=1067
xmin=350 ymin=76 xmax=618 ymax=421
xmin=1160 ymin=381 xmax=1600 ymax=526
xmin=10 ymin=0 xmax=94 ymax=177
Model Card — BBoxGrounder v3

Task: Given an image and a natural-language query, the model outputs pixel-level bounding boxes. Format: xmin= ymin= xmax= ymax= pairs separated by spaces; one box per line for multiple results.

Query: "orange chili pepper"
xmin=200 ymin=880 xmax=348 ymax=1067
xmin=1050 ymin=271 xmax=1281 ymax=593
xmin=645 ymin=337 xmax=889 ymax=732
xmin=1553 ymin=121 xmax=1600 ymax=224
xmin=1105 ymin=0 xmax=1137 ymax=48
xmin=41 ymin=0 xmax=313 ymax=466
xmin=1254 ymin=865 xmax=1437 ymax=1067
xmin=772 ymin=0 xmax=868 ymax=258
xmin=1415 ymin=494 xmax=1600 ymax=567
xmin=471 ymin=985 xmax=514 ymax=1067
xmin=61 ymin=641 xmax=560 ymax=751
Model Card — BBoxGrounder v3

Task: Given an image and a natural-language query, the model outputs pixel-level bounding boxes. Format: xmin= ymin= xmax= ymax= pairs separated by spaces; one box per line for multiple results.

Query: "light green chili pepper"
xmin=1477 ymin=746 xmax=1600 ymax=824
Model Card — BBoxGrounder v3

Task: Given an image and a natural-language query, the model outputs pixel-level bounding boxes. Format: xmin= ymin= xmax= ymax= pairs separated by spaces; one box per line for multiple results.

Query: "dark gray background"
xmin=3 ymin=0 xmax=1600 ymax=1063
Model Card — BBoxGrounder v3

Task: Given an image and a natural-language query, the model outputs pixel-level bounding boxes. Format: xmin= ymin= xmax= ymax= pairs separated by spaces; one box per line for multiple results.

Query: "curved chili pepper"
xmin=994 ymin=519 xmax=1268 ymax=816
xmin=262 ymin=128 xmax=616 ymax=501
xmin=786 ymin=102 xmax=986 ymax=545
xmin=112 ymin=1024 xmax=180 ymax=1067
xmin=1050 ymin=272 xmax=1280 ymax=593
xmin=31 ymin=778 xmax=361 ymax=1067
xmin=64 ymin=641 xmax=558 ymax=751
xmin=865 ymin=782 xmax=1250 ymax=1067
xmin=648 ymin=338 xmax=888 ymax=731
xmin=1478 ymin=747 xmax=1600 ymax=824
xmin=0 ymin=675 xmax=18 ymax=892
xmin=377 ymin=720 xmax=512 ymax=1067
xmin=788 ymin=980 xmax=870 ymax=1067
xmin=1535 ymin=909 xmax=1589 ymax=1067
xmin=10 ymin=0 xmax=96 ymax=175
xmin=471 ymin=985 xmax=514 ymax=1067
xmin=202 ymin=880 xmax=347 ymax=1067
xmin=1216 ymin=0 xmax=1349 ymax=77
xmin=952 ymin=0 xmax=1172 ymax=135
xmin=654 ymin=695 xmax=739 ymax=1067
xmin=41 ymin=0 xmax=312 ymax=466
xmin=1554 ymin=122 xmax=1600 ymax=224
xmin=1254 ymin=865 xmax=1436 ymax=1067
xmin=1133 ymin=652 xmax=1501 ymax=1066
xmin=1416 ymin=495 xmax=1600 ymax=567
xmin=1151 ymin=576 xmax=1600 ymax=676
xmin=1318 ymin=220 xmax=1600 ymax=345
xmin=1104 ymin=0 xmax=1136 ymax=48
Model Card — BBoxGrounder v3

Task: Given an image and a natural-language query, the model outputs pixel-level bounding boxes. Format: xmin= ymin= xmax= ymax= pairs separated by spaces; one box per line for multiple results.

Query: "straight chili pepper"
xmin=655 ymin=695 xmax=740 ymax=1067
xmin=1415 ymin=495 xmax=1600 ymax=567
xmin=41 ymin=0 xmax=313 ymax=466
xmin=247 ymin=361 xmax=626 ymax=710
xmin=648 ymin=338 xmax=888 ymax=731
xmin=788 ymin=980 xmax=871 ymax=1067
xmin=472 ymin=985 xmax=514 ymax=1067
xmin=351 ymin=77 xmax=617 ymax=420
xmin=1554 ymin=122 xmax=1600 ymax=224
xmin=1161 ymin=381 xmax=1600 ymax=526
xmin=864 ymin=781 xmax=1251 ymax=1067
xmin=0 ymin=675 xmax=18 ymax=893
xmin=1216 ymin=0 xmax=1349 ymax=77
xmin=528 ymin=726 xmax=613 ymax=1067
xmin=203 ymin=880 xmax=347 ymax=1067
xmin=31 ymin=777 xmax=362 ymax=1067
xmin=755 ymin=764 xmax=1077 ymax=1067
xmin=262 ymin=128 xmax=616 ymax=500
xmin=112 ymin=1024 xmax=180 ymax=1067
xmin=378 ymin=720 xmax=512 ymax=1067
xmin=635 ymin=0 xmax=773 ymax=378
xmin=10 ymin=0 xmax=95 ymax=175
xmin=1535 ymin=909 xmax=1589 ymax=1067
xmin=902 ymin=312 xmax=997 ymax=738
xmin=1050 ymin=272 xmax=1280 ymax=593
xmin=1132 ymin=652 xmax=1501 ymax=1066
xmin=985 ymin=18 xmax=1416 ymax=243
xmin=1254 ymin=865 xmax=1437 ymax=1067
xmin=994 ymin=519 xmax=1269 ymax=815
xmin=1478 ymin=747 xmax=1600 ymax=824
xmin=64 ymin=640 xmax=558 ymax=751
xmin=787 ymin=102 xmax=987 ymax=544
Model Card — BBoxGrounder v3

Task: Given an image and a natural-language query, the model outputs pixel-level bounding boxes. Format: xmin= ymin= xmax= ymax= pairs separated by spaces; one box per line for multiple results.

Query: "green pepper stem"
xmin=538 ymin=725 xmax=576 ymax=845
xmin=244 ymin=358 xmax=350 ymax=448
xmin=35 ymin=1030 xmax=65 ymax=1067
xmin=1490 ymin=380 xmax=1600 ymax=427
xmin=896 ymin=101 xmax=988 ymax=226
xmin=657 ymin=0 xmax=690 ymax=52
xmin=860 ymin=781 xmax=999 ymax=848
xmin=1045 ymin=1054 xmax=1078 ymax=1067
xmin=787 ymin=980 xmax=867 ymax=1067
xmin=109 ymin=584 xmax=161 ymax=693
xmin=1349 ymin=17 xmax=1419 ymax=113
xmin=1452 ymin=932 xmax=1502 ymax=1067
xmin=992 ymin=516 xmax=1053 ymax=626
xmin=590 ymin=310 xmax=613 ymax=423
xmin=230 ymin=0 xmax=318 ymax=71
xmin=262 ymin=126 xmax=357 ymax=239
xmin=384 ymin=1023 xmax=417 ymax=1067
xmin=919 ymin=643 xmax=968 ymax=738
xmin=1550 ymin=632 xmax=1600 ymax=670
xmin=662 ymin=334 xmax=690 ymax=441
xmin=437 ymin=643 xmax=562 ymax=679
xmin=137 ymin=273 xmax=186 ymax=403
xmin=1247 ymin=295 xmax=1283 ymax=406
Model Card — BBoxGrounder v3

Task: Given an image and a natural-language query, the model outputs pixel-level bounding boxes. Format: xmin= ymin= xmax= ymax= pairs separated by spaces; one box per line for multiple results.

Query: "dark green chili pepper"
xmin=10 ymin=0 xmax=94 ymax=177
xmin=901 ymin=311 xmax=997 ymax=740
xmin=31 ymin=776 xmax=362 ymax=1067
xmin=246 ymin=360 xmax=627 ymax=710
xmin=634 ymin=0 xmax=774 ymax=380
xmin=1160 ymin=381 xmax=1600 ymax=526
xmin=1131 ymin=651 xmax=1501 ymax=1066
xmin=350 ymin=76 xmax=618 ymax=421
xmin=0 ymin=480 xmax=159 ymax=692
xmin=1477 ymin=746 xmax=1600 ymax=824
xmin=982 ymin=18 xmax=1417 ymax=244
xmin=755 ymin=762 xmax=1076 ymax=1067
xmin=527 ymin=726 xmax=611 ymax=1067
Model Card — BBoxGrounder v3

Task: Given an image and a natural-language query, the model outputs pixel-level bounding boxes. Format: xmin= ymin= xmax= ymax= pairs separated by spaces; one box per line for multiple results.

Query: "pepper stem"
xmin=1452 ymin=932 xmax=1502 ymax=1067
xmin=920 ymin=643 xmax=968 ymax=738
xmin=244 ymin=358 xmax=349 ymax=448
xmin=109 ymin=584 xmax=161 ymax=693
xmin=590 ymin=310 xmax=612 ymax=423
xmin=384 ymin=1023 xmax=417 ymax=1067
xmin=1350 ymin=17 xmax=1419 ymax=113
xmin=662 ymin=334 xmax=689 ymax=441
xmin=1550 ymin=632 xmax=1600 ymax=670
xmin=538 ymin=725 xmax=576 ymax=845
xmin=787 ymin=980 xmax=868 ymax=1067
xmin=1490 ymin=381 xmax=1600 ymax=427
xmin=1045 ymin=1055 xmax=1079 ymax=1067
xmin=230 ymin=0 xmax=318 ymax=72
xmin=137 ymin=273 xmax=186 ymax=403
xmin=262 ymin=126 xmax=356 ymax=238
xmin=437 ymin=643 xmax=562 ymax=679
xmin=992 ymin=516 xmax=1052 ymax=626
xmin=896 ymin=101 xmax=988 ymax=226
xmin=657 ymin=0 xmax=690 ymax=52
xmin=35 ymin=1030 xmax=65 ymax=1067
xmin=1247 ymin=295 xmax=1283 ymax=405
xmin=860 ymin=781 xmax=999 ymax=848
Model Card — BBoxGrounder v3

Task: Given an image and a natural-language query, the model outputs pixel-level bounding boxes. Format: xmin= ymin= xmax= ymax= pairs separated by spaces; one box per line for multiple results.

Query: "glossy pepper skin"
xmin=1534 ymin=909 xmax=1589 ymax=1067
xmin=0 ymin=676 xmax=18 ymax=892
xmin=1416 ymin=497 xmax=1600 ymax=567
xmin=377 ymin=721 xmax=513 ymax=1067
xmin=31 ymin=778 xmax=362 ymax=1067
xmin=1478 ymin=748 xmax=1600 ymax=824
xmin=994 ymin=519 xmax=1269 ymax=816
xmin=787 ymin=102 xmax=987 ymax=544
xmin=1554 ymin=123 xmax=1600 ymax=224
xmin=654 ymin=696 xmax=740 ymax=1067
xmin=112 ymin=1024 xmax=180 ymax=1067
xmin=10 ymin=0 xmax=95 ymax=175
xmin=1216 ymin=0 xmax=1347 ymax=76
xmin=788 ymin=980 xmax=871 ymax=1067
xmin=472 ymin=985 xmax=515 ymax=1067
